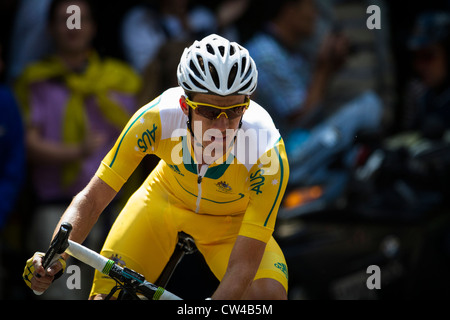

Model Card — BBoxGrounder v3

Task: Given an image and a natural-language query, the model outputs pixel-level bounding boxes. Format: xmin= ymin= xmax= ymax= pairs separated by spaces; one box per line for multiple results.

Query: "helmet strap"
xmin=187 ymin=108 xmax=204 ymax=149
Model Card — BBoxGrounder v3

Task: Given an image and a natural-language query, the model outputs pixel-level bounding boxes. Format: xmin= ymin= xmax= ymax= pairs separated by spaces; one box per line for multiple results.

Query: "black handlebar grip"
xmin=42 ymin=222 xmax=73 ymax=269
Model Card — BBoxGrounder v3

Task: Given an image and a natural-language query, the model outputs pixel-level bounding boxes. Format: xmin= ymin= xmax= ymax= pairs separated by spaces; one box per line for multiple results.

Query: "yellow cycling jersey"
xmin=95 ymin=87 xmax=289 ymax=243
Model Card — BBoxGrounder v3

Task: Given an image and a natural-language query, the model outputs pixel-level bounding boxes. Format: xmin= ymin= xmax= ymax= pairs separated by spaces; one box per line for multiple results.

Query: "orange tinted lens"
xmin=196 ymin=106 xmax=243 ymax=119
xmin=189 ymin=98 xmax=249 ymax=120
xmin=196 ymin=106 xmax=223 ymax=119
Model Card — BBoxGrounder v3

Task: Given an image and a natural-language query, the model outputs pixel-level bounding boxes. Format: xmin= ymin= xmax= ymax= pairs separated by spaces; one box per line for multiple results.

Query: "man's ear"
xmin=179 ymin=96 xmax=189 ymax=116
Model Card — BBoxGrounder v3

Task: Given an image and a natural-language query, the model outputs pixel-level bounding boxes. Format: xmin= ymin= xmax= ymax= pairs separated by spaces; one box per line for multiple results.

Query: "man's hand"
xmin=317 ymin=32 xmax=349 ymax=73
xmin=23 ymin=252 xmax=66 ymax=293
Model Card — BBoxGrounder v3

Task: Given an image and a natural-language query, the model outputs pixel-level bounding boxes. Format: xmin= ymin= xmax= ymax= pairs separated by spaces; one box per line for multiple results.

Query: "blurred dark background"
xmin=1 ymin=0 xmax=450 ymax=300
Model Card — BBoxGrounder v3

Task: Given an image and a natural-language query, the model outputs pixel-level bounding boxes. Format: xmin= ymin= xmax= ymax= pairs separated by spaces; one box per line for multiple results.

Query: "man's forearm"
xmin=52 ymin=176 xmax=117 ymax=260
xmin=212 ymin=264 xmax=255 ymax=300
xmin=211 ymin=235 xmax=266 ymax=300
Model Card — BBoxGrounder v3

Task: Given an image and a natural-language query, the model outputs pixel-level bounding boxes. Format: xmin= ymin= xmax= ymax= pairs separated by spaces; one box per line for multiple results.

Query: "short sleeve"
xmin=239 ymin=138 xmax=290 ymax=243
xmin=96 ymin=97 xmax=162 ymax=191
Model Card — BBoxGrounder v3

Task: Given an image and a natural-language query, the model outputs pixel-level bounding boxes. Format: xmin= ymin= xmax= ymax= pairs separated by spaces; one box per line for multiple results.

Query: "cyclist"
xmin=24 ymin=34 xmax=290 ymax=300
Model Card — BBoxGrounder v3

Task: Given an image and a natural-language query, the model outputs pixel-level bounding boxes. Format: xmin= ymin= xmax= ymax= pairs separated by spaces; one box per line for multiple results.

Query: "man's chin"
xmin=202 ymin=141 xmax=228 ymax=160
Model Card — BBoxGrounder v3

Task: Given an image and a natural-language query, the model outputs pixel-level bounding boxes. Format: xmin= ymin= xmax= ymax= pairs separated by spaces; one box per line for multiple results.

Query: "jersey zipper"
xmin=195 ymin=165 xmax=208 ymax=213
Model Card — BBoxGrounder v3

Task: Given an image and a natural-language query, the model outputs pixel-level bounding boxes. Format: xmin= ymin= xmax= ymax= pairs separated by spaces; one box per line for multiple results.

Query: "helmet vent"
xmin=189 ymin=75 xmax=206 ymax=91
xmin=196 ymin=55 xmax=205 ymax=73
xmin=241 ymin=57 xmax=247 ymax=76
xmin=243 ymin=67 xmax=252 ymax=81
xmin=239 ymin=80 xmax=252 ymax=92
xmin=206 ymin=44 xmax=215 ymax=55
xmin=218 ymin=46 xmax=225 ymax=57
xmin=189 ymin=60 xmax=203 ymax=79
xmin=208 ymin=62 xmax=220 ymax=89
xmin=182 ymin=82 xmax=192 ymax=90
xmin=230 ymin=45 xmax=236 ymax=56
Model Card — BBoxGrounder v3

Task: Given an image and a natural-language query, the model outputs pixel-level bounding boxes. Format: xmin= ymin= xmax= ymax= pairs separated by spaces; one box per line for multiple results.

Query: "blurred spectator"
xmin=214 ymin=0 xmax=252 ymax=42
xmin=0 ymin=0 xmax=19 ymax=81
xmin=307 ymin=0 xmax=396 ymax=124
xmin=399 ymin=11 xmax=450 ymax=299
xmin=138 ymin=40 xmax=190 ymax=107
xmin=7 ymin=0 xmax=53 ymax=83
xmin=0 ymin=41 xmax=26 ymax=300
xmin=15 ymin=0 xmax=141 ymax=205
xmin=245 ymin=0 xmax=386 ymax=186
xmin=0 ymin=44 xmax=26 ymax=232
xmin=120 ymin=0 xmax=217 ymax=73
xmin=14 ymin=1 xmax=141 ymax=297
xmin=136 ymin=0 xmax=252 ymax=105
xmin=245 ymin=0 xmax=349 ymax=136
xmin=402 ymin=11 xmax=450 ymax=137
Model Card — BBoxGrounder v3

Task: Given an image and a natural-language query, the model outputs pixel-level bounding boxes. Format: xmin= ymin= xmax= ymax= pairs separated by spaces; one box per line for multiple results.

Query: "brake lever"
xmin=34 ymin=222 xmax=72 ymax=295
xmin=42 ymin=222 xmax=72 ymax=269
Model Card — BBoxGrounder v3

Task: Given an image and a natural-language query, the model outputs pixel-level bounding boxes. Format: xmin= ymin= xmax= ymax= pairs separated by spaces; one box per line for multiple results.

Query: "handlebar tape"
xmin=66 ymin=240 xmax=182 ymax=300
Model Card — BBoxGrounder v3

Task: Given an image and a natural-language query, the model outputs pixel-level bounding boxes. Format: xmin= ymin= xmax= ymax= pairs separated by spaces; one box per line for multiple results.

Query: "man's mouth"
xmin=210 ymin=135 xmax=225 ymax=142
xmin=208 ymin=133 xmax=231 ymax=143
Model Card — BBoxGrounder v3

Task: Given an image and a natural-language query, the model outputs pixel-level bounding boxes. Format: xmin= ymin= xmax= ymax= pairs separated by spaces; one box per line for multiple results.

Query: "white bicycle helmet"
xmin=177 ymin=34 xmax=258 ymax=96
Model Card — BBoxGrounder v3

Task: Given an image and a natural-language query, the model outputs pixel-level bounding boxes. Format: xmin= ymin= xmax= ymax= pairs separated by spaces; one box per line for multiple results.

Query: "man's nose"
xmin=216 ymin=111 xmax=228 ymax=120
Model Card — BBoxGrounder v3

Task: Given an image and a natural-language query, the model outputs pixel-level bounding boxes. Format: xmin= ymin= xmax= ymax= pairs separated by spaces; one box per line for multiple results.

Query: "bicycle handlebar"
xmin=65 ymin=240 xmax=182 ymax=300
xmin=33 ymin=222 xmax=72 ymax=295
xmin=36 ymin=222 xmax=182 ymax=300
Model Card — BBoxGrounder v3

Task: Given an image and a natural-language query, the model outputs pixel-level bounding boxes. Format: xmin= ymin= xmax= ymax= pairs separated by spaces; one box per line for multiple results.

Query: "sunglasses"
xmin=185 ymin=97 xmax=250 ymax=120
